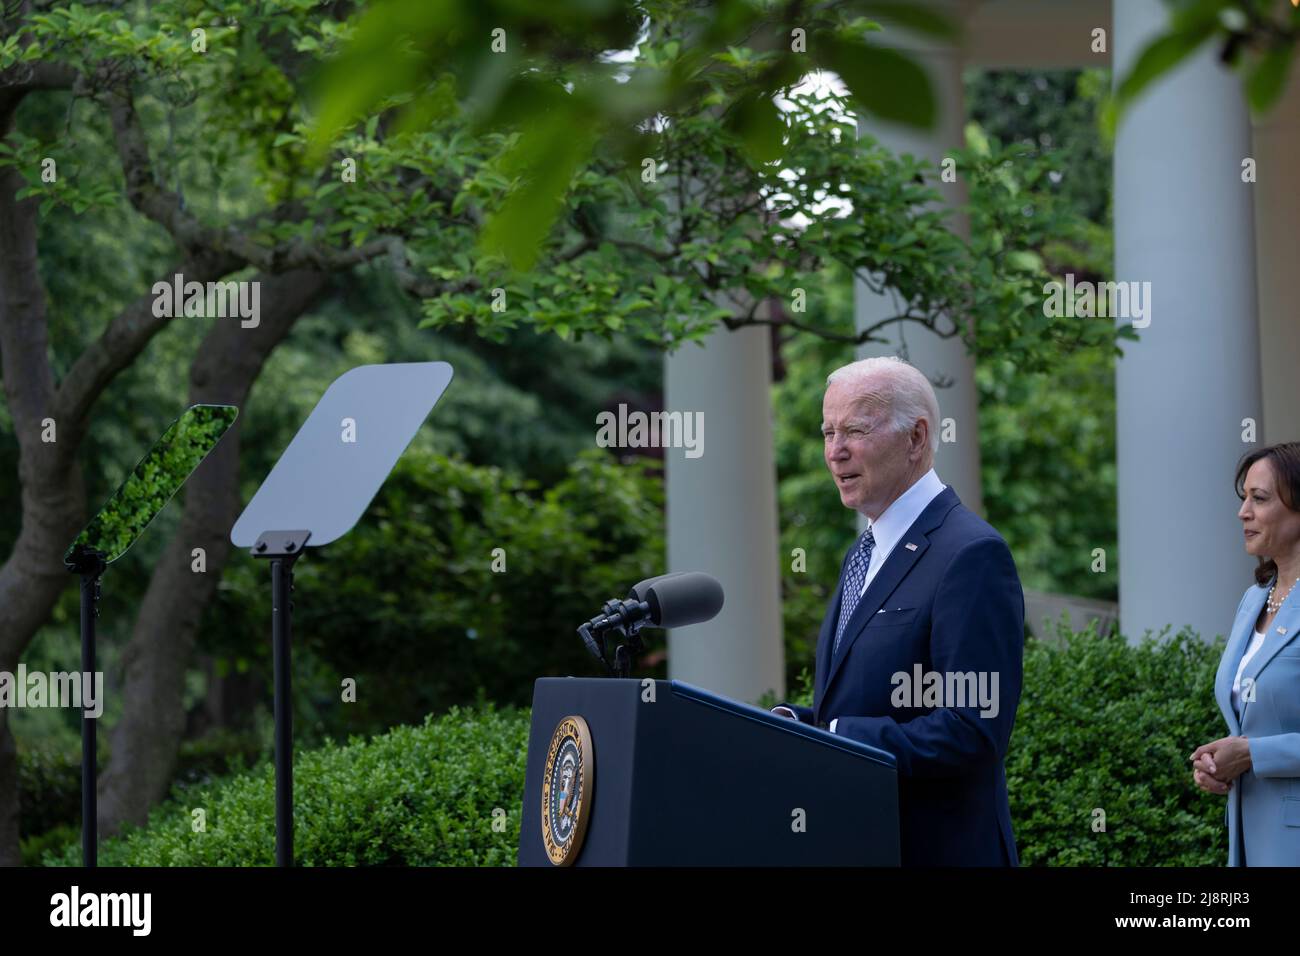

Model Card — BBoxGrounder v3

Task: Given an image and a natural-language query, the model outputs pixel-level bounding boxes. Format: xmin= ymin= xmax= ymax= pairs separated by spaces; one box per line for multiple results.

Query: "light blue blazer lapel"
xmin=1217 ymin=586 xmax=1266 ymax=734
xmin=1238 ymin=593 xmax=1300 ymax=726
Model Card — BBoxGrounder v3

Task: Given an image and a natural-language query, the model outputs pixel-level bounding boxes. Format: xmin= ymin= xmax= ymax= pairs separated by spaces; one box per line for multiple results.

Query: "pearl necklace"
xmin=1266 ymin=576 xmax=1300 ymax=615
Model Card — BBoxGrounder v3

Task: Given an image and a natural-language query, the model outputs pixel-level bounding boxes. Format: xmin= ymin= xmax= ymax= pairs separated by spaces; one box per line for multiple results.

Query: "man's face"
xmin=822 ymin=379 xmax=919 ymax=520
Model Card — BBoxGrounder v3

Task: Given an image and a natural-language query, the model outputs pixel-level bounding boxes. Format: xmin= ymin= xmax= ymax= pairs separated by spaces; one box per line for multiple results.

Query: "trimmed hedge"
xmin=19 ymin=729 xmax=264 ymax=865
xmin=17 ymin=745 xmax=83 ymax=843
xmin=1008 ymin=625 xmax=1227 ymax=866
xmin=48 ymin=704 xmax=529 ymax=866
xmin=46 ymin=628 xmax=1232 ymax=866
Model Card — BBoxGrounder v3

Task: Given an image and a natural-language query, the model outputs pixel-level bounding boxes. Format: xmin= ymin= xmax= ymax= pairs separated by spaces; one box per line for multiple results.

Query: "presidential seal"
xmin=541 ymin=715 xmax=594 ymax=866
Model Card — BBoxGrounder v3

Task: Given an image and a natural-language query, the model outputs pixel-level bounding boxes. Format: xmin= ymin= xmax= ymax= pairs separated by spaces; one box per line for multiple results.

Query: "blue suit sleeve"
xmin=1250 ymin=733 xmax=1300 ymax=777
xmin=833 ymin=536 xmax=1024 ymax=778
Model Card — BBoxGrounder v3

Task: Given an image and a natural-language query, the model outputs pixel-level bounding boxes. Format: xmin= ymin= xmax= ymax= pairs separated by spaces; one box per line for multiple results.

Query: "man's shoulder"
xmin=926 ymin=504 xmax=1023 ymax=601
xmin=933 ymin=500 xmax=1009 ymax=551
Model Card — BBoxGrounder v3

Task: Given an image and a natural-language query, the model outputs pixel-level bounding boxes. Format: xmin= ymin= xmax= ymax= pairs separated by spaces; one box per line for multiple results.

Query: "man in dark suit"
xmin=774 ymin=356 xmax=1024 ymax=866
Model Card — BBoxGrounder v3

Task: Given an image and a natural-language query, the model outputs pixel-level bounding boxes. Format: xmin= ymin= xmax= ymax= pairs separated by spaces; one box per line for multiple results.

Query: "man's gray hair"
xmin=826 ymin=356 xmax=941 ymax=456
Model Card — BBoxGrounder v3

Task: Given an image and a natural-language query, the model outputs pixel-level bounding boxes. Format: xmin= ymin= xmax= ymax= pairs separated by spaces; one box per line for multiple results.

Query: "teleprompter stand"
xmin=64 ymin=547 xmax=106 ymax=868
xmin=249 ymin=529 xmax=310 ymax=868
xmin=230 ymin=362 xmax=454 ymax=866
xmin=62 ymin=404 xmax=238 ymax=867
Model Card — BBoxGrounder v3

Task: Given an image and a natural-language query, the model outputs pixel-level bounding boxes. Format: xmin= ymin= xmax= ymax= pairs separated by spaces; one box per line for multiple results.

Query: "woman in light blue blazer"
xmin=1191 ymin=442 xmax=1300 ymax=866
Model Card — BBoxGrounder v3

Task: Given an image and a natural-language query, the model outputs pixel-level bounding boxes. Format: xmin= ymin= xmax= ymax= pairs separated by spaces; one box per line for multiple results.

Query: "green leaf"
xmin=823 ymin=37 xmax=935 ymax=129
xmin=1246 ymin=45 xmax=1294 ymax=114
xmin=1109 ymin=23 xmax=1217 ymax=132
xmin=1005 ymin=250 xmax=1042 ymax=272
xmin=1169 ymin=0 xmax=1231 ymax=33
xmin=479 ymin=96 xmax=598 ymax=271
xmin=726 ymin=91 xmax=784 ymax=164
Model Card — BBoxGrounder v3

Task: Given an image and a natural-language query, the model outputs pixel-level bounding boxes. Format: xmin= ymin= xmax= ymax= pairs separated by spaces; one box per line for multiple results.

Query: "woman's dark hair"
xmin=1235 ymin=442 xmax=1300 ymax=586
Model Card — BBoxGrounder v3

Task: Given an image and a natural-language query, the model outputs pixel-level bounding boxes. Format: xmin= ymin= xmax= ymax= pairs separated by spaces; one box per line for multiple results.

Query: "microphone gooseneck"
xmin=577 ymin=572 xmax=725 ymax=678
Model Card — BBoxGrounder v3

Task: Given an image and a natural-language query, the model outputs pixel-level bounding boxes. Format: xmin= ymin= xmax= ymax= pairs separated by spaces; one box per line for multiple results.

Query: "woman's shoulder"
xmin=1234 ymin=581 xmax=1268 ymax=615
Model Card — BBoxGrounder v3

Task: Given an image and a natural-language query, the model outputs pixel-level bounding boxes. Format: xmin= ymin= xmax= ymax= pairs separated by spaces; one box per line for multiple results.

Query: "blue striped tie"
xmin=833 ymin=527 xmax=875 ymax=655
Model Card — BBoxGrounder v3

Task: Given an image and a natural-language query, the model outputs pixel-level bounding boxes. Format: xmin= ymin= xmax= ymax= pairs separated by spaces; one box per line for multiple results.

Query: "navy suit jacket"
xmin=781 ymin=486 xmax=1024 ymax=866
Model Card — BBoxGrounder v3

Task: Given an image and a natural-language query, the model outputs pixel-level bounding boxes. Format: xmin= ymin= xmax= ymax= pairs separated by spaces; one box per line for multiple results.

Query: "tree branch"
xmin=0 ymin=119 xmax=57 ymax=458
xmin=722 ymin=309 xmax=955 ymax=347
xmin=382 ymin=236 xmax=480 ymax=298
xmin=52 ymin=80 xmax=479 ymax=459
xmin=0 ymin=60 xmax=78 ymax=97
xmin=53 ymin=250 xmax=241 ymax=438
xmin=106 ymin=84 xmax=423 ymax=274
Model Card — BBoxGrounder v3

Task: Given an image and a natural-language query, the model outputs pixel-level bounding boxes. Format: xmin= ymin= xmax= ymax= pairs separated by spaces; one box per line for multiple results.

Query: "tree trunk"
xmin=97 ymin=269 xmax=327 ymax=836
xmin=186 ymin=655 xmax=260 ymax=740
xmin=0 ymin=99 xmax=87 ymax=866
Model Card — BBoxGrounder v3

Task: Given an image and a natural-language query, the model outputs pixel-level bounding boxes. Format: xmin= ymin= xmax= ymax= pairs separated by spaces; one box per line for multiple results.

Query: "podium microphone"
xmin=634 ymin=571 xmax=724 ymax=628
xmin=579 ymin=572 xmax=725 ymax=677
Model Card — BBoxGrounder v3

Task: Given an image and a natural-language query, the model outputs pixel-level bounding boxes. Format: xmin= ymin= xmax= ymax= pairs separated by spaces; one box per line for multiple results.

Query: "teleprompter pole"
xmin=253 ymin=530 xmax=310 ymax=867
xmin=70 ymin=548 xmax=106 ymax=868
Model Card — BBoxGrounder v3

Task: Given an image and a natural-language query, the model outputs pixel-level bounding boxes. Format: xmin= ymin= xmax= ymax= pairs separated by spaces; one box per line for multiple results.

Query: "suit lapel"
xmin=813 ymin=549 xmax=851 ymax=722
xmin=1238 ymin=590 xmax=1300 ymax=724
xmin=816 ymin=580 xmax=837 ymax=723
xmin=1216 ymin=587 xmax=1264 ymax=734
xmin=820 ymin=487 xmax=961 ymax=705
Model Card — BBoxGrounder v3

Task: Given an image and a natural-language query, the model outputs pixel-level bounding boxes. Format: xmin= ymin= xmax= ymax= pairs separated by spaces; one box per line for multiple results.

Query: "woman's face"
xmin=1238 ymin=458 xmax=1300 ymax=563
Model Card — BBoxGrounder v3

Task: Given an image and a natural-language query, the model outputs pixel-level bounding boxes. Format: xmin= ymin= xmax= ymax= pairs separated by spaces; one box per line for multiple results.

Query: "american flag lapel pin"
xmin=1278 ymin=626 xmax=1288 ymax=635
xmin=904 ymin=542 xmax=918 ymax=551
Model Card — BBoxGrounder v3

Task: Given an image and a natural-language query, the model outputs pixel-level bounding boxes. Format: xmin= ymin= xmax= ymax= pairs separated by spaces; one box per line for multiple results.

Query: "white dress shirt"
xmin=1232 ymin=627 xmax=1268 ymax=716
xmin=777 ymin=469 xmax=947 ymax=734
xmin=856 ymin=467 xmax=947 ymax=600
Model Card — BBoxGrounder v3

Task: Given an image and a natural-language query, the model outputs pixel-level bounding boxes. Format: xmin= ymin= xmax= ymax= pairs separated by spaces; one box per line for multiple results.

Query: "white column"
xmin=1253 ymin=67 xmax=1300 ymax=446
xmin=665 ymin=324 xmax=784 ymax=702
xmin=1113 ymin=0 xmax=1261 ymax=642
xmin=853 ymin=10 xmax=984 ymax=515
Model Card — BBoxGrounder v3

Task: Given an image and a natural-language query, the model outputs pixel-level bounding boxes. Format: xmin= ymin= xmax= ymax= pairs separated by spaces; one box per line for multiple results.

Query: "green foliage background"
xmin=3 ymin=0 xmax=1134 ymax=867
xmin=44 ymin=627 xmax=1229 ymax=867
xmin=48 ymin=705 xmax=528 ymax=866
xmin=206 ymin=447 xmax=665 ymax=738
